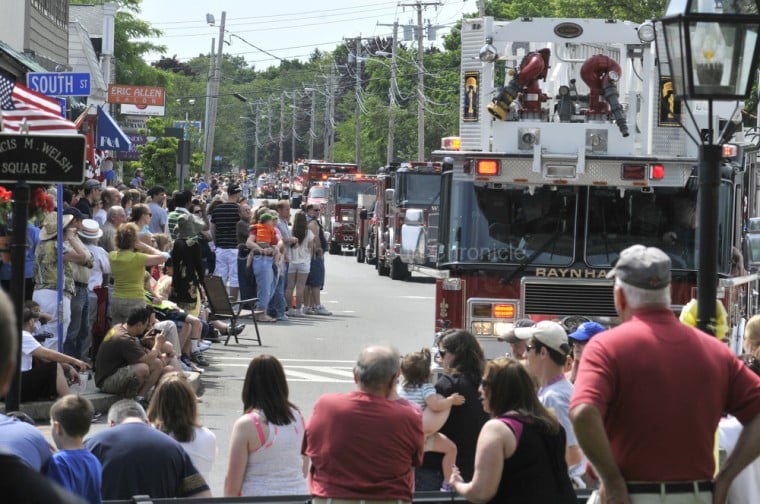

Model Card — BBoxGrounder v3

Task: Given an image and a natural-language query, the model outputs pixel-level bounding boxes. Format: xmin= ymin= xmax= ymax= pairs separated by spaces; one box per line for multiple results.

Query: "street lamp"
xmin=657 ymin=0 xmax=760 ymax=334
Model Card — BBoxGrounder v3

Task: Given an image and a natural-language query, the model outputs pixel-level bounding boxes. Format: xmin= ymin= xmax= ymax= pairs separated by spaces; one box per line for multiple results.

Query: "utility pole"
xmin=400 ymin=1 xmax=441 ymax=161
xmin=278 ymin=92 xmax=285 ymax=168
xmin=202 ymin=11 xmax=226 ymax=180
xmin=291 ymin=91 xmax=297 ymax=167
xmin=325 ymin=64 xmax=337 ymax=161
xmin=253 ymin=101 xmax=260 ymax=173
xmin=306 ymin=87 xmax=317 ymax=159
xmin=378 ymin=21 xmax=399 ymax=165
xmin=203 ymin=38 xmax=214 ymax=177
xmin=355 ymin=36 xmax=362 ymax=168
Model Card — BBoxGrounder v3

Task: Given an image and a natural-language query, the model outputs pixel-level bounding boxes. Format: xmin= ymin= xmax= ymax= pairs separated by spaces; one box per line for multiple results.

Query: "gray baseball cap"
xmin=606 ymin=244 xmax=671 ymax=290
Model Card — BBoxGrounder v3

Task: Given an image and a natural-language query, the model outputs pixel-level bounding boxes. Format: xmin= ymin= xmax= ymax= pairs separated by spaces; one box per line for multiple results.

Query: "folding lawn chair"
xmin=202 ymin=275 xmax=261 ymax=346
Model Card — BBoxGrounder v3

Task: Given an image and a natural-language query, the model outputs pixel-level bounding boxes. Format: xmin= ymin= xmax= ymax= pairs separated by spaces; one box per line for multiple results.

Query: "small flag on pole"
xmin=0 ymin=74 xmax=78 ymax=134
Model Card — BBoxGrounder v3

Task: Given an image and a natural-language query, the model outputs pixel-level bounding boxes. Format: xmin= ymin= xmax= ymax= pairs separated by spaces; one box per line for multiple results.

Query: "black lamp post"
xmin=657 ymin=0 xmax=760 ymax=334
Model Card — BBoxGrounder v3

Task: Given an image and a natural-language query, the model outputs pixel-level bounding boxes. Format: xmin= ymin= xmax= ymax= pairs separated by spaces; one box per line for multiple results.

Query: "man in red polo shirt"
xmin=303 ymin=345 xmax=424 ymax=503
xmin=570 ymin=244 xmax=760 ymax=503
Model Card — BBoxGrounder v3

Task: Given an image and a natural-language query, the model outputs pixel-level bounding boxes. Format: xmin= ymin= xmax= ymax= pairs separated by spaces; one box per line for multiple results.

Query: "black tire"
xmin=378 ymin=257 xmax=390 ymax=276
xmin=329 ymin=241 xmax=341 ymax=255
xmin=356 ymin=248 xmax=365 ymax=263
xmin=390 ymin=257 xmax=409 ymax=280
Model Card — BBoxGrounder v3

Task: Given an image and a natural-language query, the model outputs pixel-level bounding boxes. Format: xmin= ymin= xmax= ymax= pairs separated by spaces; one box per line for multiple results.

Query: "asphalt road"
xmin=198 ymin=251 xmax=438 ymax=495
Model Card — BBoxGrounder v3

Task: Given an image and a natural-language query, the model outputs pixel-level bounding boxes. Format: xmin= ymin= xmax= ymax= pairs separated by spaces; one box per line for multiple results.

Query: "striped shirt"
xmin=397 ymin=382 xmax=436 ymax=410
xmin=211 ymin=203 xmax=240 ymax=249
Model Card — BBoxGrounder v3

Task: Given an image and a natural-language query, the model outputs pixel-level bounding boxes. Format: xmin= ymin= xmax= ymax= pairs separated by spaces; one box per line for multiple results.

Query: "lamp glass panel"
xmin=688 ymin=21 xmax=760 ymax=96
xmin=663 ymin=21 xmax=688 ymax=97
xmin=665 ymin=0 xmax=689 ymax=16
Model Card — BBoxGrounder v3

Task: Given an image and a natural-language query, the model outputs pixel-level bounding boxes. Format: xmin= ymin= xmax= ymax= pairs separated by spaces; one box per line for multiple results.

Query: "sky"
xmin=137 ymin=0 xmax=478 ymax=68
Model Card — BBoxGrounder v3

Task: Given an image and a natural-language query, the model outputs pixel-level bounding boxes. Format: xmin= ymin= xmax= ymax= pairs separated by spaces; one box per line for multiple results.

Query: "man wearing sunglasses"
xmin=304 ymin=204 xmax=331 ymax=316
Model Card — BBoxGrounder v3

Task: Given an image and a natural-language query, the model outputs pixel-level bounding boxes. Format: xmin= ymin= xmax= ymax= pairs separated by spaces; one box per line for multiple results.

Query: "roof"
xmin=69 ymin=5 xmax=105 ymax=38
xmin=0 ymin=40 xmax=48 ymax=73
xmin=68 ymin=21 xmax=107 ymax=102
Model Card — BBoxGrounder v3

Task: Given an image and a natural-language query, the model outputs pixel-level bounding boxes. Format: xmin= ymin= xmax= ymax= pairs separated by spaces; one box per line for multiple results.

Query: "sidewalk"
xmin=0 ymin=371 xmax=201 ymax=421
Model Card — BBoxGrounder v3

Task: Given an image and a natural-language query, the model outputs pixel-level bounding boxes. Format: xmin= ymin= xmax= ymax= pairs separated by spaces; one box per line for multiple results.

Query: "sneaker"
xmin=314 ymin=304 xmax=332 ymax=316
xmin=191 ymin=352 xmax=209 ymax=367
xmin=440 ymin=482 xmax=454 ymax=492
xmin=226 ymin=324 xmax=245 ymax=335
xmin=198 ymin=340 xmax=212 ymax=352
xmin=204 ymin=329 xmax=222 ymax=342
xmin=277 ymin=314 xmax=289 ymax=321
xmin=180 ymin=354 xmax=193 ymax=368
xmin=304 ymin=306 xmax=316 ymax=315
xmin=290 ymin=307 xmax=305 ymax=317
xmin=287 ymin=308 xmax=298 ymax=317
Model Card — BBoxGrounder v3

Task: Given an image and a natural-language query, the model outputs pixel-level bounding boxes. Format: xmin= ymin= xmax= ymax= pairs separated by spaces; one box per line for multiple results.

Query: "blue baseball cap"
xmin=568 ymin=321 xmax=606 ymax=342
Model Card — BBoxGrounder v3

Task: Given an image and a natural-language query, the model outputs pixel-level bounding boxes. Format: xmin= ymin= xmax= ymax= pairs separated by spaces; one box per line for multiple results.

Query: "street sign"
xmin=108 ymin=84 xmax=165 ymax=106
xmin=0 ymin=134 xmax=86 ymax=184
xmin=26 ymin=72 xmax=91 ymax=96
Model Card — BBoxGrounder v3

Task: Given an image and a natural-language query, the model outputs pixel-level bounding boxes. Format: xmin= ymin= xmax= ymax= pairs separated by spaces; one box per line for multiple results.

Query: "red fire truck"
xmin=361 ymin=162 xmax=443 ymax=280
xmin=321 ymin=175 xmax=377 ymax=255
xmin=432 ymin=16 xmax=760 ymax=356
xmin=292 ymin=160 xmax=359 ymax=209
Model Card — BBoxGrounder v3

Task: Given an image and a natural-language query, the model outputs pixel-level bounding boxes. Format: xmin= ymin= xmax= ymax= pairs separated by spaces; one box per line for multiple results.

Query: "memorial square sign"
xmin=0 ymin=134 xmax=86 ymax=184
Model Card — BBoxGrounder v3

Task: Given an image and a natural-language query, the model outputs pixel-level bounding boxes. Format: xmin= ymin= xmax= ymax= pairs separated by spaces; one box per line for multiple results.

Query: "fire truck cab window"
xmin=586 ymin=188 xmax=703 ymax=270
xmin=396 ymin=172 xmax=441 ymax=207
xmin=442 ymin=182 xmax=575 ymax=266
xmin=308 ymin=186 xmax=328 ymax=199
xmin=334 ymin=182 xmax=376 ymax=205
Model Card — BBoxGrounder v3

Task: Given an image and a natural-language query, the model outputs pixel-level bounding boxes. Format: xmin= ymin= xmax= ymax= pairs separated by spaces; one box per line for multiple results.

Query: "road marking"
xmin=209 ymin=357 xmax=355 ymax=383
xmin=212 ymin=357 xmax=354 ymax=364
xmin=399 ymin=296 xmax=434 ymax=300
xmin=285 ymin=368 xmax=354 ymax=383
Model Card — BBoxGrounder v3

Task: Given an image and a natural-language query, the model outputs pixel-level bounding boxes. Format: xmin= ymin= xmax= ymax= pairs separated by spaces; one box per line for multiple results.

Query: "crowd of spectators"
xmin=3 ymin=174 xmax=760 ymax=504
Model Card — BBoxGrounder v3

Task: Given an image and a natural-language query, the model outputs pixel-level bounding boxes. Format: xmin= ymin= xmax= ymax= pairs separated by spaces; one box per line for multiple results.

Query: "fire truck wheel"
xmin=378 ymin=258 xmax=390 ymax=276
xmin=356 ymin=248 xmax=365 ymax=263
xmin=390 ymin=257 xmax=409 ymax=281
xmin=329 ymin=241 xmax=341 ymax=255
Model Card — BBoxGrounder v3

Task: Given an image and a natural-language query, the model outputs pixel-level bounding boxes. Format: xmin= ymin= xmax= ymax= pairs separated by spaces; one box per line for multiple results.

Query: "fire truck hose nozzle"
xmin=487 ymin=81 xmax=522 ymax=121
xmin=603 ymin=83 xmax=629 ymax=138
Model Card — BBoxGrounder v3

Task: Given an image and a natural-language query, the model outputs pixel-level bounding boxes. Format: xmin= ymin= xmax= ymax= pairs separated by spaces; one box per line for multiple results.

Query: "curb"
xmin=0 ymin=371 xmax=201 ymax=421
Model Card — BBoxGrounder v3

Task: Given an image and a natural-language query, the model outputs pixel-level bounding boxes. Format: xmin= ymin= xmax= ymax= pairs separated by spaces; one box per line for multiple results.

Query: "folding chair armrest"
xmin=232 ymin=298 xmax=258 ymax=307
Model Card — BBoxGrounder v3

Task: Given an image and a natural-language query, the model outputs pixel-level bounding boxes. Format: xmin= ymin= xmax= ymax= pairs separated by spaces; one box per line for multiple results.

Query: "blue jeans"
xmin=268 ymin=262 xmax=288 ymax=317
xmin=253 ymin=256 xmax=274 ymax=311
xmin=238 ymin=252 xmax=256 ymax=307
xmin=64 ymin=284 xmax=90 ymax=360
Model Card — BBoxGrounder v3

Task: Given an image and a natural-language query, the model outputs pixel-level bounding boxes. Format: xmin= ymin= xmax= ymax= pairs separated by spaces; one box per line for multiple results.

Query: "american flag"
xmin=0 ymin=74 xmax=78 ymax=134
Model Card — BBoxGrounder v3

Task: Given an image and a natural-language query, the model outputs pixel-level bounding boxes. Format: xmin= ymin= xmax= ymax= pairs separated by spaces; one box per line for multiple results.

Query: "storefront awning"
xmin=96 ymin=106 xmax=131 ymax=151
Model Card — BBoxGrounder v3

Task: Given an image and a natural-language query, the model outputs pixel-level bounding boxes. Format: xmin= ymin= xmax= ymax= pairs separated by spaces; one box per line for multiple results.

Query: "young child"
xmin=48 ymin=395 xmax=103 ymax=504
xmin=397 ymin=347 xmax=465 ymax=489
xmin=251 ymin=212 xmax=279 ymax=252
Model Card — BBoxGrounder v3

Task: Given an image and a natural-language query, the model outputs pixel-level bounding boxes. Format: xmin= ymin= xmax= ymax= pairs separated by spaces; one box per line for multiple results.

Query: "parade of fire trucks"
xmin=246 ymin=15 xmax=760 ymax=359
xmin=252 ymin=16 xmax=760 ymax=358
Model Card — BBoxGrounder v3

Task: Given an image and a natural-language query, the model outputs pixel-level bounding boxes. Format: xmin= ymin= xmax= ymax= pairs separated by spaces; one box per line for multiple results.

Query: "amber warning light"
xmin=441 ymin=136 xmax=460 ymax=151
xmin=493 ymin=303 xmax=515 ymax=318
xmin=476 ymin=159 xmax=499 ymax=176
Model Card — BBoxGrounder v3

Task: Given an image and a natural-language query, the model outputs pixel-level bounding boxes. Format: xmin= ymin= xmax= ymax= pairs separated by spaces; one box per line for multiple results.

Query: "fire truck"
xmin=291 ymin=160 xmax=359 ymax=209
xmin=363 ymin=162 xmax=443 ymax=280
xmin=322 ymin=175 xmax=377 ymax=255
xmin=432 ymin=16 xmax=760 ymax=356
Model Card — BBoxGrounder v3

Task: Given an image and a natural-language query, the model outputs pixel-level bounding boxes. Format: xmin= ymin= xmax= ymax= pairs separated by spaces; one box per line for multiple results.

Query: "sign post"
xmin=0 ymin=133 xmax=85 ymax=412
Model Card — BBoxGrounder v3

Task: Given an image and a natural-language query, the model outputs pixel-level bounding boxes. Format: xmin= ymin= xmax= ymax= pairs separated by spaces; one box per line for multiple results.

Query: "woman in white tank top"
xmin=224 ymin=355 xmax=309 ymax=497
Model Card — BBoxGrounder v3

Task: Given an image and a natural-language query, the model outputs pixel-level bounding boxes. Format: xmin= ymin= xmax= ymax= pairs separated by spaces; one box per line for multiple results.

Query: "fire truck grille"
xmin=522 ymin=280 xmax=617 ymax=317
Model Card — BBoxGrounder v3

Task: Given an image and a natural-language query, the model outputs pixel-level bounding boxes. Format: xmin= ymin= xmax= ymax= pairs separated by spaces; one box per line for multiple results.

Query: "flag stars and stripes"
xmin=0 ymin=75 xmax=77 ymax=135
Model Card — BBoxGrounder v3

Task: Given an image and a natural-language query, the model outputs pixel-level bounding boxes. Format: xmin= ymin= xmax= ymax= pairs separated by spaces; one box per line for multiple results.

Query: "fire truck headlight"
xmin=479 ymin=38 xmax=499 ymax=63
xmin=493 ymin=322 xmax=512 ymax=339
xmin=472 ymin=321 xmax=493 ymax=336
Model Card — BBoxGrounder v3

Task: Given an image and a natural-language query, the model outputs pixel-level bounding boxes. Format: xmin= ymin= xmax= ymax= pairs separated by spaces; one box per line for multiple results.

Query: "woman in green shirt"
xmin=109 ymin=223 xmax=169 ymax=324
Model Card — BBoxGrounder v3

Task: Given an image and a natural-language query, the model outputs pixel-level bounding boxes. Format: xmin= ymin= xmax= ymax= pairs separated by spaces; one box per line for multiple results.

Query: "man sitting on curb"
xmin=94 ymin=306 xmax=177 ymax=407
